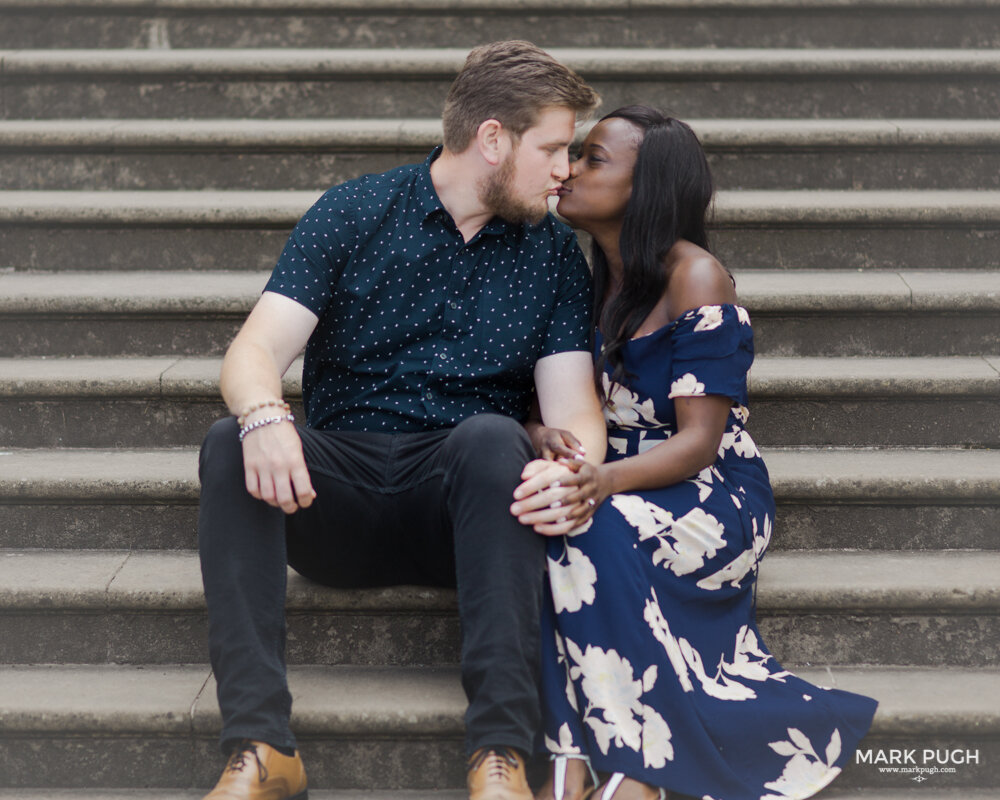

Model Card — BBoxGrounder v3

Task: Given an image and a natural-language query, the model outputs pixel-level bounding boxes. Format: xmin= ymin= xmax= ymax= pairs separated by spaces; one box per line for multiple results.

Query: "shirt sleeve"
xmin=263 ymin=183 xmax=359 ymax=317
xmin=540 ymin=228 xmax=594 ymax=357
xmin=667 ymin=304 xmax=754 ymax=405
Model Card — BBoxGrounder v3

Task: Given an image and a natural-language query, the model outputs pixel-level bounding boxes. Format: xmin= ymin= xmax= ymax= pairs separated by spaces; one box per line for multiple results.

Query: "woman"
xmin=515 ymin=107 xmax=878 ymax=800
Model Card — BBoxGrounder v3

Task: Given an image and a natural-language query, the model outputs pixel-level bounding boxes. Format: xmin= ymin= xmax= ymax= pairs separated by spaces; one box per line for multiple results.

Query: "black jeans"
xmin=198 ymin=413 xmax=544 ymax=756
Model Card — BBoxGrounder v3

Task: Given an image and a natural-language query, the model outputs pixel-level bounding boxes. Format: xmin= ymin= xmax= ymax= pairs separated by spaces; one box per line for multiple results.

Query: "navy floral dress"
xmin=538 ymin=304 xmax=877 ymax=800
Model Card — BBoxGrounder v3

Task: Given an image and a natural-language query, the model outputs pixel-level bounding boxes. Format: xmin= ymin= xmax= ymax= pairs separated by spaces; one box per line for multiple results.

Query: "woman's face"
xmin=555 ymin=116 xmax=641 ymax=231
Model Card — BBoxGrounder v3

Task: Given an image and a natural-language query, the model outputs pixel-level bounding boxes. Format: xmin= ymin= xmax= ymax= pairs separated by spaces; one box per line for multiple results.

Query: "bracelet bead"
xmin=238 ymin=413 xmax=295 ymax=442
xmin=237 ymin=399 xmax=291 ymax=426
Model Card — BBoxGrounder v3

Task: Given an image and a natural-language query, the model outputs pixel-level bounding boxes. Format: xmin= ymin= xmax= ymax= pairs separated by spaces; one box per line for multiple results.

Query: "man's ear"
xmin=476 ymin=118 xmax=509 ymax=166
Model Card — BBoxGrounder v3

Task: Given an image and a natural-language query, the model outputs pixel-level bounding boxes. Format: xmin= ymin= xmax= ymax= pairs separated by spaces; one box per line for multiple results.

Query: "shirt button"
xmin=438 ymin=352 xmax=447 ymax=360
xmin=425 ymin=391 xmax=434 ymax=400
xmin=449 ymin=300 xmax=458 ymax=310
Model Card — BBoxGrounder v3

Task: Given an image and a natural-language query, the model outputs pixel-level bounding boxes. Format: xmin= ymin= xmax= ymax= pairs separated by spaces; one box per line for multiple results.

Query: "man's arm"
xmin=533 ymin=350 xmax=606 ymax=465
xmin=220 ymin=290 xmax=320 ymax=515
xmin=509 ymin=351 xmax=607 ymax=535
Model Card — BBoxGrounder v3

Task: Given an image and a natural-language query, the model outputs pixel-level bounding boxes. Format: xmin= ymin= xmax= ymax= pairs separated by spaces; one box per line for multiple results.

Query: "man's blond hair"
xmin=442 ymin=41 xmax=601 ymax=153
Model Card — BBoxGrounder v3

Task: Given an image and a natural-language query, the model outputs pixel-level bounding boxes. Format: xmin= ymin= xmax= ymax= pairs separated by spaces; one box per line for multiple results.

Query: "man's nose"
xmin=553 ymin=152 xmax=571 ymax=181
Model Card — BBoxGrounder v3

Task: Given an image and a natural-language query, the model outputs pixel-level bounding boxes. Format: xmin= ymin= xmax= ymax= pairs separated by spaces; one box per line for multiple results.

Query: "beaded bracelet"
xmin=238 ymin=413 xmax=295 ymax=442
xmin=237 ymin=399 xmax=291 ymax=427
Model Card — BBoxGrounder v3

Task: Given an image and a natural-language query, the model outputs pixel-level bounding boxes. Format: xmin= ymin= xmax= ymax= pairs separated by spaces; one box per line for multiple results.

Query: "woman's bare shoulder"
xmin=665 ymin=243 xmax=737 ymax=314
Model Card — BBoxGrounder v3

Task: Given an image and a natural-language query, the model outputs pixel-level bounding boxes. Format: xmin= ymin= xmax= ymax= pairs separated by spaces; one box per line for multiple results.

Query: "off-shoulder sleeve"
xmin=667 ymin=304 xmax=754 ymax=405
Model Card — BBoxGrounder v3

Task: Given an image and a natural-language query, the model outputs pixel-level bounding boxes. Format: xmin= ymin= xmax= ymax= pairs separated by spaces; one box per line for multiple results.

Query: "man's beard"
xmin=480 ymin=154 xmax=549 ymax=226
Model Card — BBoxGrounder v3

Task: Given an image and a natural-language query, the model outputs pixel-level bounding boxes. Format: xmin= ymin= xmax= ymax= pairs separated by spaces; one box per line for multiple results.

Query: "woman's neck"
xmin=590 ymin=225 xmax=625 ymax=293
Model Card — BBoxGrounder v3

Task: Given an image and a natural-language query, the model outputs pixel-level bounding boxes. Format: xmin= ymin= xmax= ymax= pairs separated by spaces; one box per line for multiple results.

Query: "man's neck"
xmin=429 ymin=148 xmax=494 ymax=243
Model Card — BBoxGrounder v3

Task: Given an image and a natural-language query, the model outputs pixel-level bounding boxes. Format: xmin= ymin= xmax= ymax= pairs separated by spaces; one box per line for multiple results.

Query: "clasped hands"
xmin=509 ymin=427 xmax=609 ymax=536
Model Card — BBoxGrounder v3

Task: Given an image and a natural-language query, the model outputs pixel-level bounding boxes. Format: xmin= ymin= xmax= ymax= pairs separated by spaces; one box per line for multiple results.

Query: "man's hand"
xmin=220 ymin=291 xmax=320 ymax=514
xmin=241 ymin=417 xmax=316 ymax=514
xmin=510 ymin=458 xmax=608 ymax=536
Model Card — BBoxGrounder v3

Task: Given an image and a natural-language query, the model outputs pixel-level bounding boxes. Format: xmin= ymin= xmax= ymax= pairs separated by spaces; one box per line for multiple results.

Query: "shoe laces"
xmin=226 ymin=740 xmax=269 ymax=783
xmin=469 ymin=747 xmax=520 ymax=782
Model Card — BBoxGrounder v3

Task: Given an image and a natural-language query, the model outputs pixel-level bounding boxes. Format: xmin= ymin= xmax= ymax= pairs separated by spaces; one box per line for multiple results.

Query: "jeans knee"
xmin=199 ymin=417 xmax=244 ymax=486
xmin=443 ymin=414 xmax=535 ymax=493
xmin=448 ymin=414 xmax=533 ymax=461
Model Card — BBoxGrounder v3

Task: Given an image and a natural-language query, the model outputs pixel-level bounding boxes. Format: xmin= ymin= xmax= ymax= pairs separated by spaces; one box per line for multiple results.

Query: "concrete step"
xmin=3 ymin=0 xmax=999 ymax=50
xmin=3 ymin=190 xmax=1000 ymax=270
xmin=4 ymin=118 xmax=1000 ymax=191
xmin=0 ymin=447 xmax=997 ymax=552
xmin=0 ymin=663 xmax=996 ymax=789
xmin=3 ymin=792 xmax=998 ymax=800
xmin=3 ymin=48 xmax=999 ymax=120
xmin=3 ymin=270 xmax=998 ymax=358
xmin=2 ymin=548 xmax=999 ymax=667
xmin=739 ymin=270 xmax=1000 ymax=358
xmin=4 ymin=356 xmax=1000 ymax=448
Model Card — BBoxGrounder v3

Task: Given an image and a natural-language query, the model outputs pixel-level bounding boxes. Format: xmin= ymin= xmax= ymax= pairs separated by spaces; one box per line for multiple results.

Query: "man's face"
xmin=481 ymin=106 xmax=577 ymax=225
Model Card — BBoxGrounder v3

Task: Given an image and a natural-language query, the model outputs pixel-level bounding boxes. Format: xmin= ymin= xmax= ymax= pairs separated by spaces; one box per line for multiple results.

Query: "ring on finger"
xmin=587 ymin=498 xmax=596 ymax=507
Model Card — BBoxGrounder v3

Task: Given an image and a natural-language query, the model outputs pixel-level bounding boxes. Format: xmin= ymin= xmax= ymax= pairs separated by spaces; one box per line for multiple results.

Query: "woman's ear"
xmin=476 ymin=118 xmax=507 ymax=166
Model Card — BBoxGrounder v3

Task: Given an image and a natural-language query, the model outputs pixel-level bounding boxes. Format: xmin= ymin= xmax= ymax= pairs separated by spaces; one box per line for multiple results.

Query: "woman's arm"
xmin=599 ymin=393 xmax=732 ymax=494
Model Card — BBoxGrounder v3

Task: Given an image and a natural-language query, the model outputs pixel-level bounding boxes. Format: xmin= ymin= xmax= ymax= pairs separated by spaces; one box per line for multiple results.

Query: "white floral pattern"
xmin=562 ymin=636 xmax=674 ymax=768
xmin=697 ymin=514 xmax=772 ymax=592
xmin=545 ymin=722 xmax=582 ymax=755
xmin=761 ymin=728 xmax=843 ymax=800
xmin=553 ymin=630 xmax=579 ymax=712
xmin=719 ymin=424 xmax=762 ymax=460
xmin=645 ymin=589 xmax=791 ymax=703
xmin=668 ymin=372 xmax=706 ymax=398
xmin=693 ymin=305 xmax=724 ymax=332
xmin=549 ymin=540 xmax=598 ymax=613
xmin=603 ymin=372 xmax=661 ymax=428
xmin=612 ymin=495 xmax=725 ymax=577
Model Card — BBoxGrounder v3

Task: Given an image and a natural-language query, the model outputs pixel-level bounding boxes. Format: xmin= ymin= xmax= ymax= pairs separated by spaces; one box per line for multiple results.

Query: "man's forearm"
xmin=564 ymin=411 xmax=607 ymax=466
xmin=220 ymin=338 xmax=286 ymax=420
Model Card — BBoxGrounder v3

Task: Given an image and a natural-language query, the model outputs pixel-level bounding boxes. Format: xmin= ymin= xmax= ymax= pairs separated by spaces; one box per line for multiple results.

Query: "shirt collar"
xmin=419 ymin=146 xmax=526 ymax=243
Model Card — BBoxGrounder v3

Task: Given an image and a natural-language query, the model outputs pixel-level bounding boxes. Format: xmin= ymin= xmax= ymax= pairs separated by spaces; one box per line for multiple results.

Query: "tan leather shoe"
xmin=203 ymin=740 xmax=308 ymax=800
xmin=467 ymin=747 xmax=532 ymax=800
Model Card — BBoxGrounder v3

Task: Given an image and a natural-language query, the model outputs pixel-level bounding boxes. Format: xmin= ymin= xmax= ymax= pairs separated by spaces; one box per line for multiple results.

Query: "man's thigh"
xmin=286 ymin=426 xmax=454 ymax=588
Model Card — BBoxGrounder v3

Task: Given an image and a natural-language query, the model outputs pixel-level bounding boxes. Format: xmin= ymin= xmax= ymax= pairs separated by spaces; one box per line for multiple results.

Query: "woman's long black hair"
xmin=592 ymin=106 xmax=715 ymax=401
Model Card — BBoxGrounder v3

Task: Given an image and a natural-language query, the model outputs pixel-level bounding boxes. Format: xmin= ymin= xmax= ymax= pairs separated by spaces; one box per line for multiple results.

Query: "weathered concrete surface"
xmin=4 ymin=49 xmax=1000 ymax=121
xmin=5 ymin=119 xmax=1000 ymax=191
xmin=4 ymin=0 xmax=1000 ymax=50
xmin=5 ymin=354 xmax=999 ymax=446
xmin=0 ymin=664 xmax=997 ymax=787
xmin=2 ymin=447 xmax=997 ymax=551
xmin=5 ymin=549 xmax=997 ymax=613
xmin=4 ymin=269 xmax=997 ymax=357
xmin=3 ymin=549 xmax=999 ymax=665
xmin=5 ymin=190 xmax=999 ymax=269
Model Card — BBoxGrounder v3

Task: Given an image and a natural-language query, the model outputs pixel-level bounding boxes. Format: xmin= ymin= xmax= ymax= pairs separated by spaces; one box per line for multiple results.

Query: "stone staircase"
xmin=1 ymin=0 xmax=999 ymax=797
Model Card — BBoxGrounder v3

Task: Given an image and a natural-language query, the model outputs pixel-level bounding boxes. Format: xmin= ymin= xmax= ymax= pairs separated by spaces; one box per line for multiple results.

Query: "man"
xmin=198 ymin=41 xmax=606 ymax=800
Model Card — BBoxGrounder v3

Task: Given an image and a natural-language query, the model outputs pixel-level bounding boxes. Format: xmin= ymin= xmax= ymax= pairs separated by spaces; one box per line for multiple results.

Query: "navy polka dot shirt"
xmin=265 ymin=148 xmax=593 ymax=432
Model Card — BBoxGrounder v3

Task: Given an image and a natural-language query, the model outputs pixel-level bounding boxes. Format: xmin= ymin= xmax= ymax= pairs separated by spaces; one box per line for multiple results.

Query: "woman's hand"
xmin=528 ymin=423 xmax=588 ymax=463
xmin=510 ymin=458 xmax=610 ymax=536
